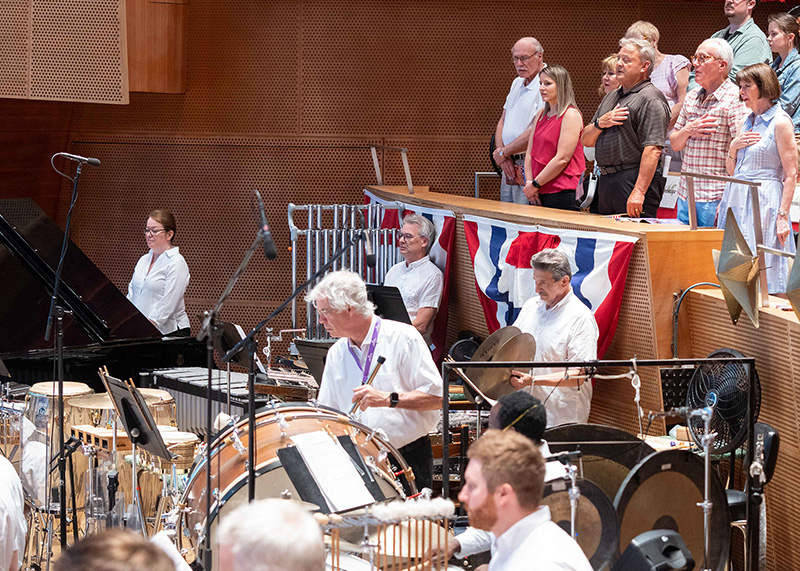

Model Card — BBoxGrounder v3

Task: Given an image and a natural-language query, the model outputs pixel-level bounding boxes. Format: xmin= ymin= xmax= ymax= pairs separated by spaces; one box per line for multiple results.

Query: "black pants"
xmin=596 ymin=166 xmax=664 ymax=218
xmin=539 ymin=189 xmax=579 ymax=211
xmin=391 ymin=435 xmax=433 ymax=494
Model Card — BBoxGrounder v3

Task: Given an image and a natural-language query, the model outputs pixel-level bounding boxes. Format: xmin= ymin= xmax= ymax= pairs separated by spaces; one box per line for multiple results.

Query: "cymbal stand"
xmin=697 ymin=407 xmax=715 ymax=571
xmin=566 ymin=463 xmax=580 ymax=540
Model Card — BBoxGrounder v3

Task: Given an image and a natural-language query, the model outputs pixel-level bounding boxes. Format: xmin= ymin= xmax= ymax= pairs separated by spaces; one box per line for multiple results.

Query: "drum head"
xmin=541 ymin=477 xmax=619 ymax=569
xmin=544 ymin=423 xmax=654 ymax=503
xmin=614 ymin=450 xmax=730 ymax=571
xmin=29 ymin=381 xmax=92 ymax=397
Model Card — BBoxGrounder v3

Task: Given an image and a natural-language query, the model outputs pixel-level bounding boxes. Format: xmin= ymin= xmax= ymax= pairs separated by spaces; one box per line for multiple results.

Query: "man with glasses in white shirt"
xmin=384 ymin=214 xmax=443 ymax=345
xmin=493 ymin=37 xmax=546 ymax=204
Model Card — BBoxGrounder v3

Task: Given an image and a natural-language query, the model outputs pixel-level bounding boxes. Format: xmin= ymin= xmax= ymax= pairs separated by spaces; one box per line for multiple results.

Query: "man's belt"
xmin=598 ymin=163 xmax=639 ymax=175
xmin=512 ymin=153 xmax=526 ymax=161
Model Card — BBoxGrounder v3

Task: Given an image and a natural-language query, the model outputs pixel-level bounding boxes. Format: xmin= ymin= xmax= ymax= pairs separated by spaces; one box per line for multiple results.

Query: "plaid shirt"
xmin=674 ymin=80 xmax=748 ymax=201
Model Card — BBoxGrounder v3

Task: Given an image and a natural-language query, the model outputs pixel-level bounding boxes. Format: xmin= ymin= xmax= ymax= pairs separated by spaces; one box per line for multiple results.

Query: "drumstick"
xmin=349 ymin=356 xmax=386 ymax=414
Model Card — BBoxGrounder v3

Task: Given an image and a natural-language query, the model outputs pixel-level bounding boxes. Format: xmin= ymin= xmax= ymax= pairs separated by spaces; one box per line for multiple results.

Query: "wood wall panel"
xmin=127 ymin=0 xmax=187 ymax=93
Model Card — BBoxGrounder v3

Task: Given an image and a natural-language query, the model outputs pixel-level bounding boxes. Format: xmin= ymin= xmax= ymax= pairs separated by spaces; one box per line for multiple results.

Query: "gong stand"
xmin=441 ymin=356 xmax=760 ymax=571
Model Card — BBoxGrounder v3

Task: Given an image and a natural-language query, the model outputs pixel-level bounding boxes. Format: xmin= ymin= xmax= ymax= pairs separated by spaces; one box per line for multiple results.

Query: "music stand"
xmin=294 ymin=338 xmax=335 ymax=387
xmin=100 ymin=373 xmax=173 ymax=536
xmin=366 ymin=284 xmax=411 ymax=324
xmin=213 ymin=320 xmax=267 ymax=374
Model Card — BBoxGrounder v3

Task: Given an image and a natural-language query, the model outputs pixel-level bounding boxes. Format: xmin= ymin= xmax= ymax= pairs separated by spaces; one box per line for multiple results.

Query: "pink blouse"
xmin=529 ymin=108 xmax=585 ymax=194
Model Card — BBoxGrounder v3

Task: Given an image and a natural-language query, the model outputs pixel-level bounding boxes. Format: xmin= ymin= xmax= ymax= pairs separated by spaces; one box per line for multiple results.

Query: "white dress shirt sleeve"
xmin=454 ymin=526 xmax=494 ymax=557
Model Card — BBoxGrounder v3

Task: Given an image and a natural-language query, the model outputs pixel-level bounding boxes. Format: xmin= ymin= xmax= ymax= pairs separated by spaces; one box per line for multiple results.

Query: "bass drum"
xmin=614 ymin=449 xmax=730 ymax=571
xmin=178 ymin=404 xmax=410 ymax=568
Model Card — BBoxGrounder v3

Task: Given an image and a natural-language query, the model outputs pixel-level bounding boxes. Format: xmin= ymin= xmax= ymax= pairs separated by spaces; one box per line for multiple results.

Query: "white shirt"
xmin=127 ymin=247 xmax=191 ymax=334
xmin=501 ymin=75 xmax=545 ymax=146
xmin=455 ymin=441 xmax=567 ymax=557
xmin=318 ymin=316 xmax=443 ymax=448
xmin=383 ymin=256 xmax=444 ymax=343
xmin=512 ymin=289 xmax=599 ymax=427
xmin=0 ymin=456 xmax=26 ymax=571
xmin=489 ymin=506 xmax=593 ymax=571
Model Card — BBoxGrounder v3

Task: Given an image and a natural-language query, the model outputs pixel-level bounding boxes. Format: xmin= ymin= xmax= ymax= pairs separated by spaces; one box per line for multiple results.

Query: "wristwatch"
xmin=778 ymin=211 xmax=788 ymax=218
xmin=498 ymin=148 xmax=505 ymax=157
xmin=389 ymin=392 xmax=399 ymax=408
xmin=532 ymin=180 xmax=541 ymax=189
xmin=594 ymin=118 xmax=604 ymax=130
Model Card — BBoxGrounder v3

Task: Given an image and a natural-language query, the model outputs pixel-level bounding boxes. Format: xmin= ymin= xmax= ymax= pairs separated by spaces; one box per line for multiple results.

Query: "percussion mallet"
xmin=349 ymin=355 xmax=386 ymax=414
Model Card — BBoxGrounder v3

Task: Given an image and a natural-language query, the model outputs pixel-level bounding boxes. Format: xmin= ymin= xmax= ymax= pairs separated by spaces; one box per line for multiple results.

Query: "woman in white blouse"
xmin=127 ymin=209 xmax=191 ymax=336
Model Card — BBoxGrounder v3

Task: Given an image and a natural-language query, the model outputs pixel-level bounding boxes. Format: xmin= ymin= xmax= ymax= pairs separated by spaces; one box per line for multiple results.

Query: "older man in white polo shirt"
xmin=492 ymin=37 xmax=546 ymax=204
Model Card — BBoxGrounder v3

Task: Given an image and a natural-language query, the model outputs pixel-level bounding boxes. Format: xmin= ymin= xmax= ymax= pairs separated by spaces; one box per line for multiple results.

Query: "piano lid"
xmin=0 ymin=198 xmax=161 ymax=355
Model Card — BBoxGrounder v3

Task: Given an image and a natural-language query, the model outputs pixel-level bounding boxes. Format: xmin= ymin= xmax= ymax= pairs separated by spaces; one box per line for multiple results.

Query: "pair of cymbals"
xmin=463 ymin=326 xmax=537 ymax=401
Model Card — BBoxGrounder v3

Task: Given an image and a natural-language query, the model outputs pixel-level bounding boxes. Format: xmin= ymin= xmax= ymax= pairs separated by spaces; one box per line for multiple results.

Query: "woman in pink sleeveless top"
xmin=522 ymin=65 xmax=585 ymax=210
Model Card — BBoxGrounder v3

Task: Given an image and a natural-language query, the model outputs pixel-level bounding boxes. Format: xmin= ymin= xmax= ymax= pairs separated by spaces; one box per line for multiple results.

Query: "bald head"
xmin=511 ymin=37 xmax=544 ymax=81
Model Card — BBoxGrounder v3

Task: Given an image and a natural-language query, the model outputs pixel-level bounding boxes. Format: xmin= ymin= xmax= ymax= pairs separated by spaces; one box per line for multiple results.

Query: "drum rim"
xmin=180 ymin=404 xmax=411 ymax=542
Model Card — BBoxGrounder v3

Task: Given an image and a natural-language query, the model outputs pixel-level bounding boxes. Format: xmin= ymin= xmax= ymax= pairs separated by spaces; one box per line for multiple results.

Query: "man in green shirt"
xmin=688 ymin=0 xmax=771 ymax=90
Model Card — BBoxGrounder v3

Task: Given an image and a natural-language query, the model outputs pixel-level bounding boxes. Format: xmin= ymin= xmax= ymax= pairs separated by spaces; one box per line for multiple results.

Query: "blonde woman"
xmin=523 ymin=65 xmax=584 ymax=210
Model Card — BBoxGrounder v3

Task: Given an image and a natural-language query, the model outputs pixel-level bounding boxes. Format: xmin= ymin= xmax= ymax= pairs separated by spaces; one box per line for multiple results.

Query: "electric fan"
xmin=686 ymin=348 xmax=761 ymax=454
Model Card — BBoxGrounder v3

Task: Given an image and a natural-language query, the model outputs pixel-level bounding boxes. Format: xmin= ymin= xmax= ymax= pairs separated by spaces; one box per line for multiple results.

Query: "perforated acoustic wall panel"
xmin=0 ymin=1 xmax=128 ymax=103
xmin=31 ymin=0 xmax=128 ymax=103
xmin=57 ymin=137 xmax=378 ymax=357
xmin=0 ymin=1 xmax=29 ymax=99
xmin=685 ymin=292 xmax=800 ymax=570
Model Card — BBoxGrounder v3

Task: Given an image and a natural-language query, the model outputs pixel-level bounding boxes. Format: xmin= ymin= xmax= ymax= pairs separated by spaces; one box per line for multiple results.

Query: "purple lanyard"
xmin=348 ymin=317 xmax=382 ymax=385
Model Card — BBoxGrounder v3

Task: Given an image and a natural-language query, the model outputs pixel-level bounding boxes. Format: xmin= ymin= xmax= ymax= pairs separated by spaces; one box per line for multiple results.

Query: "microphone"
xmin=357 ymin=209 xmax=376 ymax=268
xmin=254 ymin=190 xmax=277 ymax=260
xmin=58 ymin=152 xmax=101 ymax=167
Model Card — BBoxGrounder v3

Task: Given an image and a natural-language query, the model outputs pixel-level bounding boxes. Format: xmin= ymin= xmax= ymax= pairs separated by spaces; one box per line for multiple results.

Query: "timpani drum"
xmin=178 ymin=404 xmax=410 ymax=570
xmin=21 ymin=381 xmax=94 ymax=506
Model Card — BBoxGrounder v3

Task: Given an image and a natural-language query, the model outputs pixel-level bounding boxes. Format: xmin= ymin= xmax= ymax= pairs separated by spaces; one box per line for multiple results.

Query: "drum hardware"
xmin=649 ymin=406 xmax=716 ymax=571
xmin=546 ymin=450 xmax=584 ymax=540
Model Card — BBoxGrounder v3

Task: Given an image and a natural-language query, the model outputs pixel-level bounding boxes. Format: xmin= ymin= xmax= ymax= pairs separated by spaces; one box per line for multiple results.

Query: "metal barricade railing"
xmin=371 ymin=145 xmax=414 ymax=194
xmin=474 ymin=171 xmax=500 ymax=198
xmin=288 ymin=201 xmax=406 ymax=339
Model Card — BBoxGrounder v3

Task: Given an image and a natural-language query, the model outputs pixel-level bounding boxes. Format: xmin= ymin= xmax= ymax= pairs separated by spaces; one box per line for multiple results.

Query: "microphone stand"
xmin=195 ymin=229 xmax=262 ymax=571
xmin=44 ymin=159 xmax=84 ymax=548
xmin=221 ymin=229 xmax=370 ymax=506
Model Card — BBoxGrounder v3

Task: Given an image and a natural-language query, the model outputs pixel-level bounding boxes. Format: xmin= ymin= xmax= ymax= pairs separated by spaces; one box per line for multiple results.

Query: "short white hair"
xmin=305 ymin=270 xmax=375 ymax=318
xmin=619 ymin=37 xmax=656 ymax=76
xmin=700 ymin=38 xmax=734 ymax=70
xmin=401 ymin=214 xmax=437 ymax=254
xmin=217 ymin=499 xmax=325 ymax=571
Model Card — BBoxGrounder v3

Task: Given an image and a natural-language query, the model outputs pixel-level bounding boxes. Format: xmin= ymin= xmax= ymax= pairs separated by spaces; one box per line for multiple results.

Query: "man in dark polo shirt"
xmin=581 ymin=38 xmax=671 ymax=218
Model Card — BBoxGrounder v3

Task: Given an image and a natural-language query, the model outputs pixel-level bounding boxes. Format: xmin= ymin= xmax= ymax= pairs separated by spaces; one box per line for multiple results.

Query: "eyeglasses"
xmin=511 ymin=53 xmax=539 ymax=63
xmin=315 ymin=306 xmax=338 ymax=317
xmin=144 ymin=228 xmax=166 ymax=235
xmin=690 ymin=54 xmax=720 ymax=66
xmin=398 ymin=233 xmax=419 ymax=241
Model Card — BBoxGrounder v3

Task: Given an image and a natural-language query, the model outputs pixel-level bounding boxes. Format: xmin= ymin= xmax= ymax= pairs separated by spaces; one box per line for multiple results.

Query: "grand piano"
xmin=0 ymin=198 xmax=205 ymax=391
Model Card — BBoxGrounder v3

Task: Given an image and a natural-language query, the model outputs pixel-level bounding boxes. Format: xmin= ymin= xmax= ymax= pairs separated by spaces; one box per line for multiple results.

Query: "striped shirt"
xmin=674 ymin=80 xmax=748 ymax=202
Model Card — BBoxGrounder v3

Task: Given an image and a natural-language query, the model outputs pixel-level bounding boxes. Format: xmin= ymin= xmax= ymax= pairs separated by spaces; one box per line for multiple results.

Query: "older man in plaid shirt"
xmin=670 ymin=38 xmax=749 ymax=226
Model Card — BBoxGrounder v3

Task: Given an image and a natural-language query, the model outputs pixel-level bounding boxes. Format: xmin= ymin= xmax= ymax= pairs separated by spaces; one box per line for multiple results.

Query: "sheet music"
xmin=291 ymin=431 xmax=375 ymax=512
